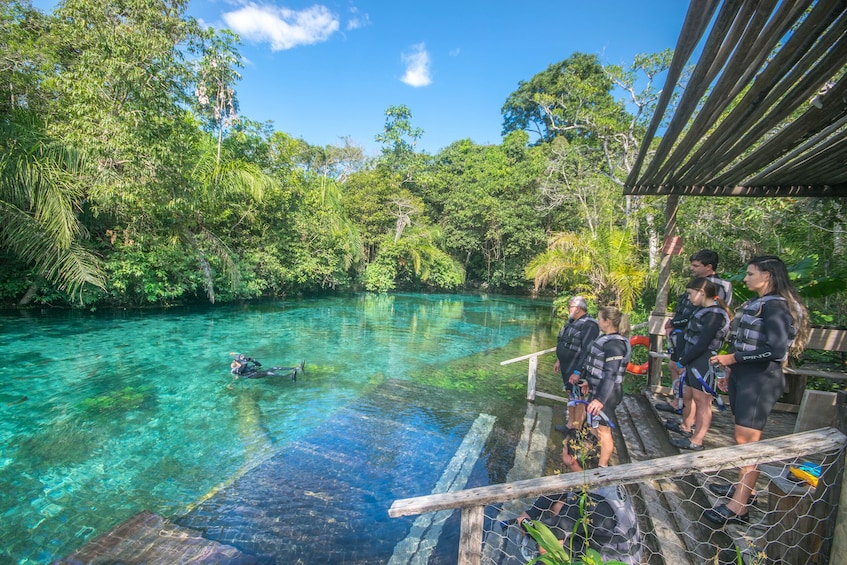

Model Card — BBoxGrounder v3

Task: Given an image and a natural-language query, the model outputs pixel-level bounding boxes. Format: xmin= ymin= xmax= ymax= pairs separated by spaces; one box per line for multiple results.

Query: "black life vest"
xmin=671 ymin=292 xmax=698 ymax=327
xmin=557 ymin=316 xmax=599 ymax=353
xmin=583 ymin=334 xmax=631 ymax=388
xmin=730 ymin=295 xmax=794 ymax=362
xmin=706 ymin=275 xmax=733 ymax=306
xmin=682 ymin=305 xmax=730 ymax=354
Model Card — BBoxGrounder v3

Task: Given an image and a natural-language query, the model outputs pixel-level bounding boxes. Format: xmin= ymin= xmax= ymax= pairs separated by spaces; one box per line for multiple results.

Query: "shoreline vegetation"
xmin=0 ymin=2 xmax=843 ymax=330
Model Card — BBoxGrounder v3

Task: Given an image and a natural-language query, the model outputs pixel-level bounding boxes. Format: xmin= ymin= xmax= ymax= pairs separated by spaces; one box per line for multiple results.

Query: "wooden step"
xmin=616 ymin=394 xmax=695 ymax=565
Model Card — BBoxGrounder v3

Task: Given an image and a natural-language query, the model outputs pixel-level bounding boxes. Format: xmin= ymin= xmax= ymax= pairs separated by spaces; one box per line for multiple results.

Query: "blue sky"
xmin=32 ymin=1 xmax=690 ymax=155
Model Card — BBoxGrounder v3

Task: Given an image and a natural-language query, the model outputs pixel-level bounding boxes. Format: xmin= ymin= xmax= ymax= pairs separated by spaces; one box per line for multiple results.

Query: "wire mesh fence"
xmin=479 ymin=439 xmax=844 ymax=565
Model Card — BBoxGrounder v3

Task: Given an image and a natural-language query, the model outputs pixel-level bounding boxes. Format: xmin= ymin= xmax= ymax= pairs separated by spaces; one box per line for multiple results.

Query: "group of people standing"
xmin=662 ymin=251 xmax=809 ymax=525
xmin=519 ymin=250 xmax=809 ymax=559
xmin=515 ymin=300 xmax=638 ymax=562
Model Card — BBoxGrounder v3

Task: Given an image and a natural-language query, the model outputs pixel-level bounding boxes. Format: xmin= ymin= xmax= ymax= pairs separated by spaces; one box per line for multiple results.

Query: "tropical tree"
xmin=502 ymin=53 xmax=622 ymax=145
xmin=364 ymin=226 xmax=464 ymax=293
xmin=0 ymin=111 xmax=104 ymax=303
xmin=41 ymin=0 xmax=200 ymax=229
xmin=421 ymin=134 xmax=547 ymax=289
xmin=375 ymin=104 xmax=424 ymax=178
xmin=527 ymin=225 xmax=647 ymax=311
xmin=192 ymin=27 xmax=243 ymax=165
xmin=0 ymin=1 xmax=50 ymax=115
xmin=181 ymin=131 xmax=277 ymax=302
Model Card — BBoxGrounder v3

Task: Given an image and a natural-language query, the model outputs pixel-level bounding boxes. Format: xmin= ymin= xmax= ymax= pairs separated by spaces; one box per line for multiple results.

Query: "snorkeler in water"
xmin=230 ymin=353 xmax=304 ymax=382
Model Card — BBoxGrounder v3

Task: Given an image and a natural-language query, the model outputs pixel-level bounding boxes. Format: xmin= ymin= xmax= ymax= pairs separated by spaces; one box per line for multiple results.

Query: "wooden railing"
xmin=388 ymin=427 xmax=847 ymax=565
xmin=499 ymin=347 xmax=557 ymax=402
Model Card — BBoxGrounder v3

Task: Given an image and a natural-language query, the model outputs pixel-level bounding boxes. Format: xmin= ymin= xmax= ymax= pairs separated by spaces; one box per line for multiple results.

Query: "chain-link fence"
xmin=480 ymin=431 xmax=844 ymax=564
xmin=391 ymin=427 xmax=845 ymax=565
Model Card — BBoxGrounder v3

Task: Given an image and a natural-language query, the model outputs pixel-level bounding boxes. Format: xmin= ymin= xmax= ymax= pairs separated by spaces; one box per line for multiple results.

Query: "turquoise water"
xmin=0 ymin=293 xmax=556 ymax=564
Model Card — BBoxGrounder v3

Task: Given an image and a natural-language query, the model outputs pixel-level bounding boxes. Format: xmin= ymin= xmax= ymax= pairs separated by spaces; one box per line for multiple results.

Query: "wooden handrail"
xmin=499 ymin=347 xmax=556 ymax=366
xmin=389 ymin=427 xmax=846 ymax=565
xmin=389 ymin=427 xmax=846 ymax=517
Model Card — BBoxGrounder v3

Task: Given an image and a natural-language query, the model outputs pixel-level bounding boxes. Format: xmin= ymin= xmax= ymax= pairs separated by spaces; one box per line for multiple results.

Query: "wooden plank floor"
xmin=622 ymin=388 xmax=799 ymax=564
xmin=540 ymin=387 xmax=801 ymax=565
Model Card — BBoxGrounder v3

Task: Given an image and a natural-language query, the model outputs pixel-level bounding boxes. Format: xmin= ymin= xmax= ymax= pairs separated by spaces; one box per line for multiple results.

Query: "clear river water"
xmin=0 ymin=292 xmax=558 ymax=564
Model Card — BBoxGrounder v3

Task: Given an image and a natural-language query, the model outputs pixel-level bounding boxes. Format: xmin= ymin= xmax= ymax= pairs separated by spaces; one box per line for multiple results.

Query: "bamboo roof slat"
xmin=624 ymin=0 xmax=847 ymax=197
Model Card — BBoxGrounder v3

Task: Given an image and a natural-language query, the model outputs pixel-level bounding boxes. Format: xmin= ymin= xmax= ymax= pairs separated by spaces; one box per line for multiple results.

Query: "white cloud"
xmin=346 ymin=6 xmax=370 ymax=30
xmin=401 ymin=43 xmax=432 ymax=87
xmin=223 ymin=3 xmax=340 ymax=51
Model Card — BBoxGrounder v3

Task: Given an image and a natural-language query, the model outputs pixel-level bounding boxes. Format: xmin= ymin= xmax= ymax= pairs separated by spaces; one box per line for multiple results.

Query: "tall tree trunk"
xmin=646 ymin=213 xmax=660 ymax=271
xmin=18 ymin=280 xmax=40 ymax=306
xmin=185 ymin=231 xmax=216 ymax=304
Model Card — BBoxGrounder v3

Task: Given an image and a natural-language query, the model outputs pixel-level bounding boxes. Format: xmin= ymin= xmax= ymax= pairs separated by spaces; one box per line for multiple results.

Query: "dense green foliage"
xmin=1 ymin=1 xmax=844 ymax=326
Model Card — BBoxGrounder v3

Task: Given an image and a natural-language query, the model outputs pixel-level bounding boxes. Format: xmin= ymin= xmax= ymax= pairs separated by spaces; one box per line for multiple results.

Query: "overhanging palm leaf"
xmin=0 ymin=112 xmax=104 ymax=300
xmin=527 ymin=226 xmax=646 ymax=310
xmin=181 ymin=135 xmax=277 ymax=302
xmin=527 ymin=231 xmax=593 ymax=291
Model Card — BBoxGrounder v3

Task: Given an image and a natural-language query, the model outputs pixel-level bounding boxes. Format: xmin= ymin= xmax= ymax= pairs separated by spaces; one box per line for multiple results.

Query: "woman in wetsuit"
xmin=584 ymin=306 xmax=632 ymax=468
xmin=667 ymin=277 xmax=732 ymax=451
xmin=704 ymin=255 xmax=809 ymax=525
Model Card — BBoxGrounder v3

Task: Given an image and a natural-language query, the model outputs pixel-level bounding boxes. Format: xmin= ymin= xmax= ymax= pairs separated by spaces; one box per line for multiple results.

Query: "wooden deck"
xmin=54 ymin=384 xmax=815 ymax=565
xmin=612 ymin=388 xmax=800 ymax=565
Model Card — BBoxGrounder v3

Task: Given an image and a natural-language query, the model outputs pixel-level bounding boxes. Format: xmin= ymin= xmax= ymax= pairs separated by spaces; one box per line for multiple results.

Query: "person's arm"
xmin=523 ymin=492 xmax=568 ymax=521
xmin=678 ymin=312 xmax=725 ymax=366
xmin=670 ymin=294 xmax=694 ymax=330
xmin=586 ymin=497 xmax=618 ymax=537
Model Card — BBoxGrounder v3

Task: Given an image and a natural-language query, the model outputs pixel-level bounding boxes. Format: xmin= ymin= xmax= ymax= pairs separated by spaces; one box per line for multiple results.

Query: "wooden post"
xmin=527 ymin=355 xmax=538 ymax=402
xmin=826 ymin=391 xmax=847 ymax=561
xmin=458 ymin=505 xmax=484 ymax=565
xmin=649 ymin=195 xmax=679 ymax=388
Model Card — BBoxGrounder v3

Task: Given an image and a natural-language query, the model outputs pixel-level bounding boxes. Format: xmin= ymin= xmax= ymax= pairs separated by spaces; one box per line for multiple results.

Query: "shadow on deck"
xmin=610 ymin=388 xmax=800 ymax=564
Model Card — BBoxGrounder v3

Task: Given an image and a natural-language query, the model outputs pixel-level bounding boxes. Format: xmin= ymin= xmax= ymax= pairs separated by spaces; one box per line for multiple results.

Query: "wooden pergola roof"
xmin=625 ymin=0 xmax=847 ymax=198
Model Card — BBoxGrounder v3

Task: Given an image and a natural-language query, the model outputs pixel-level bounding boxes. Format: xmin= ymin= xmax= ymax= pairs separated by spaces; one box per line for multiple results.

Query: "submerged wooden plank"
xmin=617 ymin=395 xmax=693 ymax=565
xmin=54 ymin=511 xmax=257 ymax=565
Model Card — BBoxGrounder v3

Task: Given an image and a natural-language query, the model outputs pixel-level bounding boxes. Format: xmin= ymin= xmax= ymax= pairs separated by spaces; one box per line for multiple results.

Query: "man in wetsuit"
xmin=553 ymin=296 xmax=600 ymax=433
xmin=659 ymin=250 xmax=733 ymax=413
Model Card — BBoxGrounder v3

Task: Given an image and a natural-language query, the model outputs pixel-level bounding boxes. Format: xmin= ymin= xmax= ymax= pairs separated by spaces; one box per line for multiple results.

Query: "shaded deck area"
xmin=612 ymin=389 xmax=802 ymax=564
